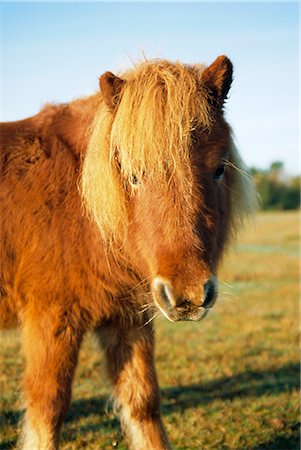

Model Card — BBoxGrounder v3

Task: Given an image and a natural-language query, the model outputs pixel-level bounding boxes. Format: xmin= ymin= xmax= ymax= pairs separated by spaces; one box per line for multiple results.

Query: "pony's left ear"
xmin=202 ymin=55 xmax=233 ymax=107
xmin=99 ymin=71 xmax=125 ymax=111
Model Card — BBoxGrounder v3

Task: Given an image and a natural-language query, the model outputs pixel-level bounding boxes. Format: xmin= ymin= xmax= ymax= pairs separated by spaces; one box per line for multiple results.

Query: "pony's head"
xmin=82 ymin=56 xmax=256 ymax=321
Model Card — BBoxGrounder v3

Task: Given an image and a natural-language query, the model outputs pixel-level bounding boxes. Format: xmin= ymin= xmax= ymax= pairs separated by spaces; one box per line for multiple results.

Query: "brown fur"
xmin=0 ymin=56 xmax=256 ymax=449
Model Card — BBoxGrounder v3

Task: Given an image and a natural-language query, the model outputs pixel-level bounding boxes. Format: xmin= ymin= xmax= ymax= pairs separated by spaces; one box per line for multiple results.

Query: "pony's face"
xmin=84 ymin=56 xmax=255 ymax=321
xmin=126 ymin=117 xmax=232 ymax=322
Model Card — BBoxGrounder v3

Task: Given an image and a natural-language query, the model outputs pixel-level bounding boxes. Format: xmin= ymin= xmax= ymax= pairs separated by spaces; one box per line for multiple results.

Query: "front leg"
xmin=19 ymin=305 xmax=84 ymax=450
xmin=97 ymin=323 xmax=171 ymax=450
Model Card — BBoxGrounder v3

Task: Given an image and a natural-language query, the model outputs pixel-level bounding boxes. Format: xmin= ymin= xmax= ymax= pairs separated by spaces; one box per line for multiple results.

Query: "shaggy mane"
xmin=81 ymin=59 xmax=256 ymax=244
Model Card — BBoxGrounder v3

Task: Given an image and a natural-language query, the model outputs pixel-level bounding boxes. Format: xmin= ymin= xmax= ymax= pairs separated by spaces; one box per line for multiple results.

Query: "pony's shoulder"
xmin=0 ymin=95 xmax=99 ymax=171
xmin=0 ymin=104 xmax=69 ymax=176
xmin=0 ymin=104 xmax=59 ymax=148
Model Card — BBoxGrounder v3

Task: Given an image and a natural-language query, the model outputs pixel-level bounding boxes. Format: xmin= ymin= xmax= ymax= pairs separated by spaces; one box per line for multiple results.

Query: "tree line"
xmin=249 ymin=162 xmax=300 ymax=210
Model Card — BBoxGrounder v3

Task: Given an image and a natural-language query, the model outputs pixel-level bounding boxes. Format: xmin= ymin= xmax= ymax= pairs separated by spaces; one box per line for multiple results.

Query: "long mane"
xmin=81 ymin=59 xmax=256 ymax=244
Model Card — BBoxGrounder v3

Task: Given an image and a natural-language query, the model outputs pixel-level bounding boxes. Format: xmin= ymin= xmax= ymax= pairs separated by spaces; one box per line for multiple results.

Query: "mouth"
xmin=152 ymin=293 xmax=215 ymax=323
xmin=154 ymin=299 xmax=211 ymax=322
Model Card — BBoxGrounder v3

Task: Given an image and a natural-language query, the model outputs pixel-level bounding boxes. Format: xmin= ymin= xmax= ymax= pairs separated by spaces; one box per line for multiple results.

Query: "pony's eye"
xmin=213 ymin=165 xmax=226 ymax=180
xmin=131 ymin=175 xmax=138 ymax=184
xmin=129 ymin=171 xmax=145 ymax=188
xmin=129 ymin=174 xmax=140 ymax=187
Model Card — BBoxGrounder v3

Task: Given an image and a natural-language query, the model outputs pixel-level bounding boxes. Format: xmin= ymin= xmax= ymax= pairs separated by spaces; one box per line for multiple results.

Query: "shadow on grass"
xmin=0 ymin=410 xmax=21 ymax=449
xmin=61 ymin=361 xmax=299 ymax=420
xmin=64 ymin=361 xmax=299 ymax=448
xmin=65 ymin=396 xmax=108 ymax=423
xmin=251 ymin=422 xmax=300 ymax=450
xmin=161 ymin=361 xmax=299 ymax=413
xmin=1 ymin=361 xmax=299 ymax=449
xmin=0 ymin=439 xmax=17 ymax=450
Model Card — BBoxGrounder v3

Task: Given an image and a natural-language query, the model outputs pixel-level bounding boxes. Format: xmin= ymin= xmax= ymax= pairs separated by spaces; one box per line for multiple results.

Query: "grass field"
xmin=0 ymin=211 xmax=300 ymax=450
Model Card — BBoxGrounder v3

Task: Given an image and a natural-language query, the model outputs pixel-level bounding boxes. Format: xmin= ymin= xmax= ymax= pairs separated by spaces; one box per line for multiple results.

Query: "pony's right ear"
xmin=99 ymin=71 xmax=125 ymax=112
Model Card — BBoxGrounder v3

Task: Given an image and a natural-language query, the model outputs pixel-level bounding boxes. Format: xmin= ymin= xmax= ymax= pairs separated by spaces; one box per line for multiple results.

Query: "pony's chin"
xmin=154 ymin=301 xmax=209 ymax=323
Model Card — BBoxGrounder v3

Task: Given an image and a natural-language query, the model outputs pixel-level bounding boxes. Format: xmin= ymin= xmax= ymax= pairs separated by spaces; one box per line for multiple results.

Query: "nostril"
xmin=203 ymin=280 xmax=216 ymax=308
xmin=159 ymin=283 xmax=170 ymax=306
xmin=153 ymin=278 xmax=176 ymax=308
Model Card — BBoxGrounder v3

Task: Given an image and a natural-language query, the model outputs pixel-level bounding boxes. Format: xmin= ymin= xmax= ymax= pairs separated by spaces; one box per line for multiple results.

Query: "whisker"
xmin=124 ymin=275 xmax=153 ymax=294
xmin=225 ymin=160 xmax=253 ymax=180
xmin=117 ymin=289 xmax=152 ymax=302
xmin=219 ymin=280 xmax=234 ymax=289
xmin=138 ymin=304 xmax=153 ymax=315
xmin=139 ymin=311 xmax=158 ymax=329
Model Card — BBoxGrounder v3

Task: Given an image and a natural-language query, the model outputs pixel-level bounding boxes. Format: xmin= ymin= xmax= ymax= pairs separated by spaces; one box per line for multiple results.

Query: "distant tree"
xmin=282 ymin=176 xmax=300 ymax=210
xmin=270 ymin=161 xmax=284 ymax=172
xmin=250 ymin=162 xmax=300 ymax=210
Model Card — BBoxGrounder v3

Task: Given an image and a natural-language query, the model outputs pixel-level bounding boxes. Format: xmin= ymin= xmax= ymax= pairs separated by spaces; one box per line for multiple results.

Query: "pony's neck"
xmin=50 ymin=93 xmax=102 ymax=157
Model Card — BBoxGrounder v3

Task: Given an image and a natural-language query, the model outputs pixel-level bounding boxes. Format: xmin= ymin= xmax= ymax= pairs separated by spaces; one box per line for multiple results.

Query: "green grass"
xmin=1 ymin=211 xmax=300 ymax=449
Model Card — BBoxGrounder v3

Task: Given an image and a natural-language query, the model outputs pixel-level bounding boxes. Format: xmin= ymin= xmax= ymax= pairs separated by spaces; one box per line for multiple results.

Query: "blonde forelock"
xmin=111 ymin=60 xmax=212 ymax=181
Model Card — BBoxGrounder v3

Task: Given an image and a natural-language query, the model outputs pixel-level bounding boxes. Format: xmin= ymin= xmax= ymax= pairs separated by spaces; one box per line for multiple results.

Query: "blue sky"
xmin=1 ymin=2 xmax=299 ymax=174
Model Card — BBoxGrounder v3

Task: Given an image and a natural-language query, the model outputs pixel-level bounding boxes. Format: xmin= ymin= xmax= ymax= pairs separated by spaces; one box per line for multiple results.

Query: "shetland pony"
xmin=0 ymin=56 xmax=255 ymax=449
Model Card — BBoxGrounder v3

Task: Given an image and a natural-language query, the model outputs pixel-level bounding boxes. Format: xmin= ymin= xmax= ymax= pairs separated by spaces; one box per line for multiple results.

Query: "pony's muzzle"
xmin=152 ymin=276 xmax=217 ymax=322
